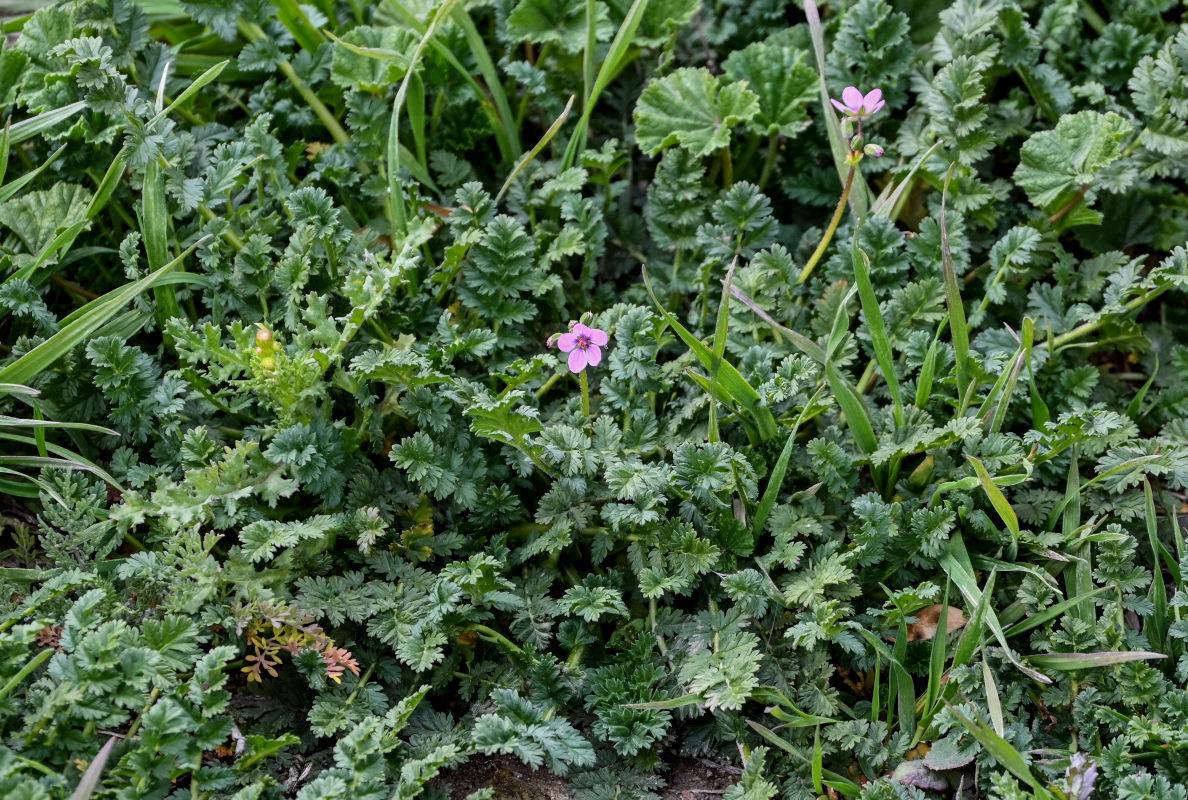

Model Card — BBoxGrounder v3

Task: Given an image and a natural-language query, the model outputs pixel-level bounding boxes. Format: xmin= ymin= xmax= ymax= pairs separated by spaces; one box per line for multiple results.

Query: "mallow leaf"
xmin=636 ymin=0 xmax=701 ymax=47
xmin=723 ymin=41 xmax=817 ymax=138
xmin=634 ymin=67 xmax=759 ymax=157
xmin=0 ymin=182 xmax=91 ymax=253
xmin=506 ymin=0 xmax=613 ymax=54
xmin=1013 ymin=111 xmax=1134 ymax=210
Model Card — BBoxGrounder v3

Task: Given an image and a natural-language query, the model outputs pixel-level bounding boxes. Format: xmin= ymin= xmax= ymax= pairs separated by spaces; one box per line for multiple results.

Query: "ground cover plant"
xmin=1 ymin=0 xmax=1188 ymax=797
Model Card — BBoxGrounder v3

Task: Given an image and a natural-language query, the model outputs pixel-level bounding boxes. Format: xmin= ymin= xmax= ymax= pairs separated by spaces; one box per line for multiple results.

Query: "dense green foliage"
xmin=2 ymin=0 xmax=1188 ymax=797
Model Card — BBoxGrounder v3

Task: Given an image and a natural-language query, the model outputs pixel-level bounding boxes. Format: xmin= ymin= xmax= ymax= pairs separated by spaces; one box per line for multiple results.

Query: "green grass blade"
xmin=0 ymin=120 xmax=8 ymax=187
xmin=728 ymin=285 xmax=827 ymax=363
xmin=1003 ymin=587 xmax=1108 ymax=638
xmin=811 ymin=727 xmax=824 ymax=795
xmin=828 ymin=364 xmax=878 ymax=457
xmin=0 ymin=385 xmax=39 ymax=397
xmin=981 ymin=657 xmax=1005 ymax=737
xmin=941 ymin=533 xmax=1051 ymax=684
xmin=871 ymin=140 xmax=943 ymax=219
xmin=372 ymin=6 xmax=517 ymax=164
xmin=0 ymin=241 xmax=208 ymax=390
xmin=1025 ymin=651 xmax=1166 ymax=670
xmin=642 ymin=266 xmax=776 ymax=440
xmin=939 ymin=165 xmax=970 ymax=406
xmin=272 ymin=0 xmax=325 ymax=53
xmin=747 ymin=722 xmax=861 ymax=796
xmin=752 ymin=385 xmax=827 ymax=538
xmin=707 ymin=258 xmax=739 ymax=444
xmin=891 ymin=613 xmax=914 ymax=739
xmin=70 ymin=735 xmax=118 ymax=800
xmin=449 ymin=6 xmax=522 ymax=159
xmin=967 ymin=455 xmax=1020 ymax=543
xmin=86 ymin=145 xmax=131 ymax=220
xmin=562 ymin=0 xmax=651 ymax=169
xmin=406 ymin=72 xmax=429 ymax=181
xmin=823 ymin=289 xmax=878 ymax=457
xmin=142 ymin=157 xmax=181 ymax=324
xmin=1063 ymin=451 xmax=1095 ymax=628
xmin=0 ymin=648 xmax=52 ymax=702
xmin=988 ymin=319 xmax=1033 ymax=434
xmin=0 ymin=434 xmax=122 ymax=486
xmin=495 ymin=94 xmax=576 ymax=206
xmin=7 ymin=101 xmax=88 ymax=145
xmin=803 ymin=0 xmax=867 ymax=217
xmin=6 ymin=220 xmax=89 ymax=286
xmin=0 ymin=142 xmax=67 ymax=205
xmin=1144 ymin=479 xmax=1169 ymax=655
xmin=914 ymin=321 xmax=943 ymax=409
xmin=387 ymin=0 xmax=460 ymax=237
xmin=851 ymin=231 xmax=903 ymax=426
xmin=1126 ymin=355 xmax=1159 ymax=420
xmin=1043 ymin=453 xmax=1163 ymax=532
xmin=924 ymin=581 xmax=951 ymax=716
xmin=947 ymin=706 xmax=1050 ymax=797
xmin=148 ymin=60 xmax=229 ymax=129
xmin=0 ymin=416 xmax=117 ymax=436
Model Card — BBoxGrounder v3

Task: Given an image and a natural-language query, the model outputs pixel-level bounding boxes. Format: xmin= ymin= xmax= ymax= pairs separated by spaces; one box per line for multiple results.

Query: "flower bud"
xmin=259 ymin=356 xmax=276 ymax=371
xmin=254 ymin=346 xmax=264 ymax=355
xmin=840 ymin=119 xmax=855 ymax=137
xmin=546 ymin=333 xmax=561 ymax=348
xmin=579 ymin=311 xmax=594 ymax=326
xmin=256 ymin=327 xmax=274 ymax=345
xmin=863 ymin=143 xmax=884 ymax=158
xmin=849 ymin=134 xmax=863 ymax=152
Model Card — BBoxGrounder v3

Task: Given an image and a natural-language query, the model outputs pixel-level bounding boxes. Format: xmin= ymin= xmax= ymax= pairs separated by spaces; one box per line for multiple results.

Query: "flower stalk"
xmin=796 ymin=86 xmax=886 ymax=284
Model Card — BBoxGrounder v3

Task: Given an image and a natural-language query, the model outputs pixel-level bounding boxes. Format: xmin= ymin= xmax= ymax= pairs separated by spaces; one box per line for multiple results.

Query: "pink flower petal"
xmin=568 ymin=348 xmax=588 ymax=373
xmin=862 ymin=88 xmax=883 ymax=109
xmin=585 ymin=345 xmax=602 ymax=367
xmin=842 ymin=86 xmax=863 ymax=109
xmin=830 ymin=97 xmax=848 ymax=114
xmin=557 ymin=332 xmax=578 ymax=352
xmin=869 ymin=98 xmax=885 ymax=115
xmin=588 ymin=328 xmax=608 ymax=347
xmin=571 ymin=323 xmax=593 ymax=338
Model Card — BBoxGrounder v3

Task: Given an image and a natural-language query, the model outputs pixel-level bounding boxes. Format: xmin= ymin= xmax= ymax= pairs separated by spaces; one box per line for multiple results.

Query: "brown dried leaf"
xmin=906 ymin=605 xmax=967 ymax=642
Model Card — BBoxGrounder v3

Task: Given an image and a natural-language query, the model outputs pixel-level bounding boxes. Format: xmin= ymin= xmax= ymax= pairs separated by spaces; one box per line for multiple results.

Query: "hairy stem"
xmin=758 ymin=132 xmax=779 ymax=189
xmin=1047 ymin=184 xmax=1090 ymax=225
xmin=796 ymin=165 xmax=856 ymax=284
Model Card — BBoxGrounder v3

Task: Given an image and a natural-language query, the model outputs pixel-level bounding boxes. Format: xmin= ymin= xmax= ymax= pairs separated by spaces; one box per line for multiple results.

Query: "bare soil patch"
xmin=430 ymin=755 xmax=741 ymax=799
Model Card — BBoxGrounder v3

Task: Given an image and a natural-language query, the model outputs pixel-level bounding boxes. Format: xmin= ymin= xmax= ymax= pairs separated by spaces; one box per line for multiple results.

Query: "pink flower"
xmin=830 ymin=86 xmax=885 ymax=121
xmin=555 ymin=323 xmax=608 ymax=373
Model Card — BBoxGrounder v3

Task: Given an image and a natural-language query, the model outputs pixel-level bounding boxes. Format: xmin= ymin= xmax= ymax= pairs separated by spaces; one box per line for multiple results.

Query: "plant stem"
xmin=237 ymin=21 xmax=348 ymax=146
xmin=758 ymin=133 xmax=779 ymax=189
xmin=649 ymin=598 xmax=667 ymax=655
xmin=535 ymin=372 xmax=562 ymax=399
xmin=579 ymin=369 xmax=590 ymax=419
xmin=1047 ymin=184 xmax=1090 ymax=225
xmin=0 ymin=649 xmax=51 ymax=702
xmin=721 ymin=146 xmax=734 ymax=188
xmin=1047 ymin=283 xmax=1174 ymax=351
xmin=471 ymin=624 xmax=525 ymax=657
xmin=796 ymin=165 xmax=856 ymax=284
xmin=125 ymin=687 xmax=161 ymax=740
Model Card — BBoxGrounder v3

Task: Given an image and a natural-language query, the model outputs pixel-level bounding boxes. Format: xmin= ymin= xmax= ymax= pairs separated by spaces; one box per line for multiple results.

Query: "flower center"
xmin=575 ymin=334 xmax=591 ymax=350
